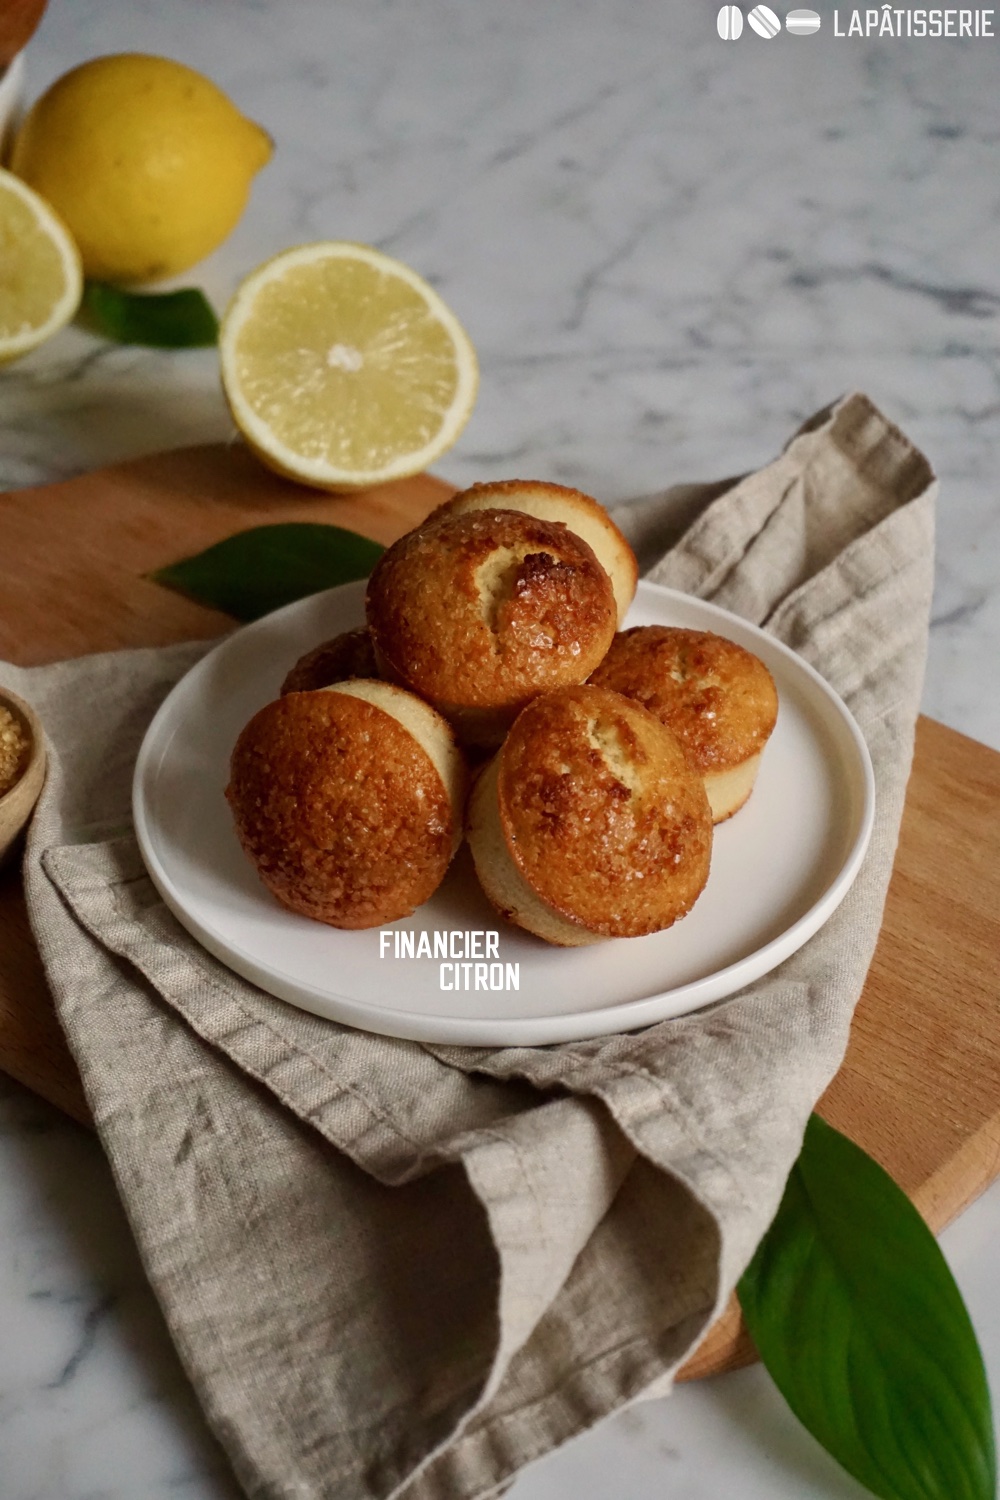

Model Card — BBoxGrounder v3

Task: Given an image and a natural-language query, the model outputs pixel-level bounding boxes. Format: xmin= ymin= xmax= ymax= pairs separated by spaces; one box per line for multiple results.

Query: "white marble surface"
xmin=2 ymin=2 xmax=999 ymax=1497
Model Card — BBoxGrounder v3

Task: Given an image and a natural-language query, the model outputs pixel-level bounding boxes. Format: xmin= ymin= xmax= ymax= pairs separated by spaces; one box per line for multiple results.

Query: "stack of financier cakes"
xmin=226 ymin=480 xmax=779 ymax=945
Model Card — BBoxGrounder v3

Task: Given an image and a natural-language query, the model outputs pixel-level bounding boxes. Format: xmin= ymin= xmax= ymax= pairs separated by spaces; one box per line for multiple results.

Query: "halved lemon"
xmin=219 ymin=242 xmax=479 ymax=492
xmin=0 ymin=168 xmax=83 ymax=364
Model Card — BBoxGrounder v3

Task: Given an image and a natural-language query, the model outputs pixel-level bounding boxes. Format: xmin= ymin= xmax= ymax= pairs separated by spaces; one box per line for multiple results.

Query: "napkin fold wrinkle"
xmin=2 ymin=392 xmax=936 ymax=1500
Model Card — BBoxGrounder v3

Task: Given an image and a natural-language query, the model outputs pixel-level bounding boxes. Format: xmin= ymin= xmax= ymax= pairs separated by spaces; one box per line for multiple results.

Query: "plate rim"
xmin=132 ymin=578 xmax=876 ymax=1046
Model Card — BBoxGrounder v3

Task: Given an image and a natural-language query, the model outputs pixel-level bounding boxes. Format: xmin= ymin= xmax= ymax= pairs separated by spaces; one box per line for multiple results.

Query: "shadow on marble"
xmin=1 ymin=348 xmax=232 ymax=492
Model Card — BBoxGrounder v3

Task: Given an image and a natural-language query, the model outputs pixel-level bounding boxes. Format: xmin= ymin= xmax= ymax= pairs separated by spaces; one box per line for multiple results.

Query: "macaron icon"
xmin=785 ymin=8 xmax=821 ymax=32
xmin=717 ymin=5 xmax=744 ymax=38
xmin=748 ymin=4 xmax=781 ymax=35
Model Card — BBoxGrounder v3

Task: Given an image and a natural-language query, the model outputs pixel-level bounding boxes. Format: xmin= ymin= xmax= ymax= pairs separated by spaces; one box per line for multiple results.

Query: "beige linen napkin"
xmin=2 ymin=392 xmax=935 ymax=1500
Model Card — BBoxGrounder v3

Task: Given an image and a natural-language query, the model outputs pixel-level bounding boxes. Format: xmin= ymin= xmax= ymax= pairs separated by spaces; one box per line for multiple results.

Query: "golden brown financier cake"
xmin=280 ymin=627 xmax=378 ymax=695
xmin=431 ymin=479 xmax=638 ymax=626
xmin=467 ymin=684 xmax=712 ymax=946
xmin=366 ymin=508 xmax=617 ymax=747
xmin=227 ymin=680 xmax=467 ymax=928
xmin=590 ymin=626 xmax=778 ymax=822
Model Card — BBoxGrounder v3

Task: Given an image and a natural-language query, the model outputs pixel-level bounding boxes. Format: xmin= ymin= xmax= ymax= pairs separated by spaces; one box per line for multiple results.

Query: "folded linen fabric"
xmin=3 ymin=392 xmax=935 ymax=1500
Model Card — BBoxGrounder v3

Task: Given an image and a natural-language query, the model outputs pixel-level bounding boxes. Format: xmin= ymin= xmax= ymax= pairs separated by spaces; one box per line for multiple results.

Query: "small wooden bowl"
xmin=0 ymin=686 xmax=46 ymax=867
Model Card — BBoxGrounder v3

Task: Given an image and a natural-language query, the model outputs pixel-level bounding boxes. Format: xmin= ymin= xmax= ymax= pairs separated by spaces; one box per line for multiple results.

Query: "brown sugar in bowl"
xmin=0 ymin=687 xmax=46 ymax=867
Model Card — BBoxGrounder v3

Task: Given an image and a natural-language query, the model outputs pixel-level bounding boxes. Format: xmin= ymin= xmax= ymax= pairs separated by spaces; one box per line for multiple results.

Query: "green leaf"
xmin=738 ymin=1114 xmax=996 ymax=1500
xmin=81 ymin=282 xmax=219 ymax=348
xmin=152 ymin=523 xmax=385 ymax=621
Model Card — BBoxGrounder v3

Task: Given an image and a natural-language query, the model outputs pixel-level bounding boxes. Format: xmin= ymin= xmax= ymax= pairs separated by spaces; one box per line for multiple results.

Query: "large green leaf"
xmin=738 ymin=1114 xmax=996 ymax=1500
xmin=81 ymin=282 xmax=219 ymax=348
xmin=152 ymin=523 xmax=384 ymax=621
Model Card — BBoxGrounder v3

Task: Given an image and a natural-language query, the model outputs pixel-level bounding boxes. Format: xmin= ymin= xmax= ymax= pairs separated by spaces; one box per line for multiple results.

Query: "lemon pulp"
xmin=0 ymin=169 xmax=82 ymax=363
xmin=221 ymin=243 xmax=478 ymax=492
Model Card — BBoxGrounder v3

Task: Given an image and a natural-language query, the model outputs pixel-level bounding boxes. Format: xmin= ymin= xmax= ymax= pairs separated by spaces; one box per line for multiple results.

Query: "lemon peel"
xmin=11 ymin=54 xmax=271 ymax=283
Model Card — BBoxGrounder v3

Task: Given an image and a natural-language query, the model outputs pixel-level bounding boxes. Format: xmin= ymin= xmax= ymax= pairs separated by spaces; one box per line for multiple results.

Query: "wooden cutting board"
xmin=1 ymin=444 xmax=999 ymax=1384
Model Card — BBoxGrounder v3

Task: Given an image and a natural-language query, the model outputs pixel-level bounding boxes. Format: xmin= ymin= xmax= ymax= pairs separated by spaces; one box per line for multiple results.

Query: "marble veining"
xmin=1 ymin=2 xmax=999 ymax=1496
xmin=0 ymin=1077 xmax=242 ymax=1500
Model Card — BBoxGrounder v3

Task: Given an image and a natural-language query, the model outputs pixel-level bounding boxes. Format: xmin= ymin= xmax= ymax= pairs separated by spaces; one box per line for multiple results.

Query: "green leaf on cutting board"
xmin=152 ymin=523 xmax=385 ymax=621
xmin=738 ymin=1113 xmax=996 ymax=1500
xmin=81 ymin=282 xmax=219 ymax=348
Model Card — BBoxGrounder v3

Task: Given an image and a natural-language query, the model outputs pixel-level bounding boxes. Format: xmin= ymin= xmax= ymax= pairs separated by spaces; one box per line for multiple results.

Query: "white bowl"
xmin=0 ymin=51 xmax=26 ymax=164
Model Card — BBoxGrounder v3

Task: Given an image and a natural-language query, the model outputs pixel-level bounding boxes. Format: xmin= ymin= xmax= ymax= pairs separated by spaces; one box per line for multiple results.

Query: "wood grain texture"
xmin=820 ymin=717 xmax=1000 ymax=1221
xmin=0 ymin=443 xmax=450 ymax=663
xmin=680 ymin=714 xmax=1000 ymax=1381
xmin=1 ymin=443 xmax=998 ymax=1385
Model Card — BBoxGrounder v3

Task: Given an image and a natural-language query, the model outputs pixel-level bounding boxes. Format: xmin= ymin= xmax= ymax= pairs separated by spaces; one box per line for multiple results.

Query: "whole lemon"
xmin=11 ymin=54 xmax=272 ymax=283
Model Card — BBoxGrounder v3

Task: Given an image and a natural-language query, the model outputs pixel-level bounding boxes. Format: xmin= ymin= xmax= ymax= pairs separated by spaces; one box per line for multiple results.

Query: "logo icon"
xmin=717 ymin=5 xmax=744 ymax=38
xmin=748 ymin=4 xmax=781 ymax=35
xmin=786 ymin=8 xmax=821 ymax=32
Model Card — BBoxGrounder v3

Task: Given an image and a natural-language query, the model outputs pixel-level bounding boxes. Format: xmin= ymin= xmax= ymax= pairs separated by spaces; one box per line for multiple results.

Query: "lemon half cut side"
xmin=0 ymin=169 xmax=82 ymax=364
xmin=219 ymin=242 xmax=479 ymax=493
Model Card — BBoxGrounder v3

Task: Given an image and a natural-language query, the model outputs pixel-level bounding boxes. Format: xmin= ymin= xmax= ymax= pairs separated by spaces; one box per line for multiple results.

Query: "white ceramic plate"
xmin=133 ymin=579 xmax=874 ymax=1045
